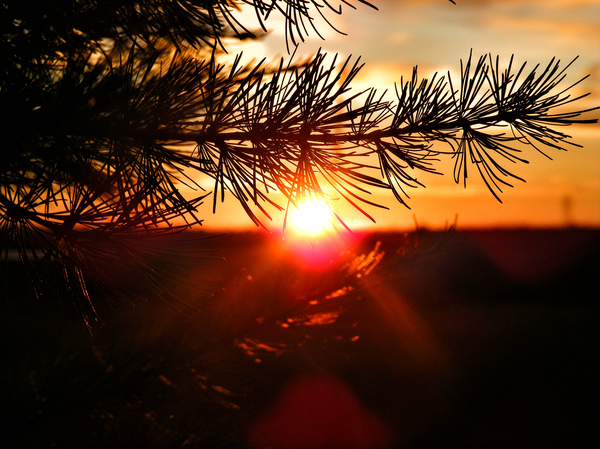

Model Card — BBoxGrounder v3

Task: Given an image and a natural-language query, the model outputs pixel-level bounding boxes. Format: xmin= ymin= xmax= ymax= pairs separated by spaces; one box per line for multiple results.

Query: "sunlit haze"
xmin=191 ymin=0 xmax=600 ymax=231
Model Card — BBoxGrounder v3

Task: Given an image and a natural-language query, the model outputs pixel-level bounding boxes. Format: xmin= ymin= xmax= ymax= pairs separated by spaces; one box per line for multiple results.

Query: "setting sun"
xmin=291 ymin=198 xmax=334 ymax=234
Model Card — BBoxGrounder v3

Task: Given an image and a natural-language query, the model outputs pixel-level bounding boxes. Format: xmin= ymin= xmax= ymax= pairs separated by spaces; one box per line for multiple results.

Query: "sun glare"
xmin=291 ymin=198 xmax=334 ymax=234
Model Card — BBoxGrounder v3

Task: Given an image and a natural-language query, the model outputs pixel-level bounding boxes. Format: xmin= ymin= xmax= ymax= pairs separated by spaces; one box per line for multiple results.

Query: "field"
xmin=1 ymin=228 xmax=599 ymax=448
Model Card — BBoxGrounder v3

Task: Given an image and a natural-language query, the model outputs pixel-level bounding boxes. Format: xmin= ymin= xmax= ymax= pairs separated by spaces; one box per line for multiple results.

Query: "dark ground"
xmin=1 ymin=228 xmax=599 ymax=448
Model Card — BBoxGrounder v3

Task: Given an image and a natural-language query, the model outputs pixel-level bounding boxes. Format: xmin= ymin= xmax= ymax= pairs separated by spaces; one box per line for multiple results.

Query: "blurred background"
xmin=2 ymin=228 xmax=599 ymax=448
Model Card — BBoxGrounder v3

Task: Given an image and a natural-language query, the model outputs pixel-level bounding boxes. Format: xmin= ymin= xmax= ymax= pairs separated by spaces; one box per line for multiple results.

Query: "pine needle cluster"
xmin=1 ymin=0 xmax=597 ymax=321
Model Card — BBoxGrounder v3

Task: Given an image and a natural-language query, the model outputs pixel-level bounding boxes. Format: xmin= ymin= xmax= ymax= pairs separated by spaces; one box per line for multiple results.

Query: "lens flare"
xmin=291 ymin=198 xmax=333 ymax=234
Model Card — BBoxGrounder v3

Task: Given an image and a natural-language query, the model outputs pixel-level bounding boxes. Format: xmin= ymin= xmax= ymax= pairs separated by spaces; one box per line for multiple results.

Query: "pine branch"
xmin=2 ymin=0 xmax=598 ymax=322
xmin=5 ymin=47 xmax=595 ymax=231
xmin=116 ymin=50 xmax=595 ymax=218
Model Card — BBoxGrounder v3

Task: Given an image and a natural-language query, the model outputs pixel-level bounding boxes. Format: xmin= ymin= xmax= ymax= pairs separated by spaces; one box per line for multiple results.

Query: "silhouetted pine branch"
xmin=1 ymin=0 xmax=597 ymax=323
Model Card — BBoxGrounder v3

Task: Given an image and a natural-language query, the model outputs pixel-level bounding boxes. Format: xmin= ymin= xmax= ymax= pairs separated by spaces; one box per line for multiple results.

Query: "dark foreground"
xmin=1 ymin=228 xmax=599 ymax=448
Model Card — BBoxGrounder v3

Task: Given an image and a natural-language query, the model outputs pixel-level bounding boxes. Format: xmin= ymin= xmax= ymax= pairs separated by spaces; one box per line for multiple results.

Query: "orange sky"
xmin=189 ymin=0 xmax=600 ymax=232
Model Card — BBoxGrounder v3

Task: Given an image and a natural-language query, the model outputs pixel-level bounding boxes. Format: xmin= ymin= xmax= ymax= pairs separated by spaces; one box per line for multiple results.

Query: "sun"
xmin=291 ymin=198 xmax=334 ymax=234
